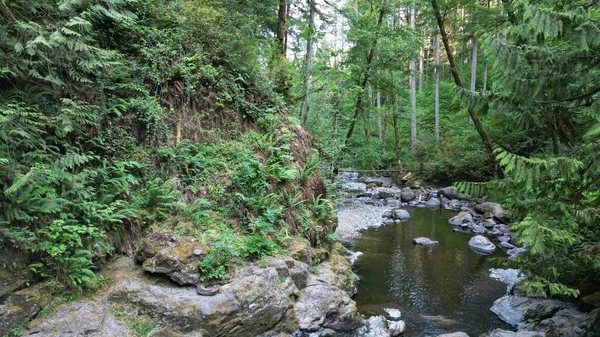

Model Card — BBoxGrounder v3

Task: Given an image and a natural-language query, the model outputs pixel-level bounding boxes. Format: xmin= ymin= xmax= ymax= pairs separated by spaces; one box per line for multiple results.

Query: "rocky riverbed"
xmin=335 ymin=171 xmax=600 ymax=337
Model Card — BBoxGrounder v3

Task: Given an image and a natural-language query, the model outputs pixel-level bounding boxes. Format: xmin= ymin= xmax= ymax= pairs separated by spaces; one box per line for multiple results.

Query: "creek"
xmin=336 ymin=174 xmax=512 ymax=336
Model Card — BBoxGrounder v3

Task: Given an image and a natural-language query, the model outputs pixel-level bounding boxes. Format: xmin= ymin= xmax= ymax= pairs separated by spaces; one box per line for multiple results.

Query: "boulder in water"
xmin=377 ymin=188 xmax=395 ymax=199
xmin=470 ymin=223 xmax=487 ymax=235
xmin=386 ymin=199 xmax=401 ymax=207
xmin=438 ymin=186 xmax=461 ymax=200
xmin=485 ymin=330 xmax=544 ymax=337
xmin=400 ymin=189 xmax=416 ymax=202
xmin=425 ymin=197 xmax=441 ymax=208
xmin=468 ymin=235 xmax=496 ymax=255
xmin=392 ymin=209 xmax=411 ymax=221
xmin=412 ymin=237 xmax=439 ymax=246
xmin=474 ymin=202 xmax=509 ymax=223
xmin=490 ymin=293 xmax=599 ymax=337
xmin=437 ymin=332 xmax=470 ymax=337
xmin=449 ymin=211 xmax=473 ymax=226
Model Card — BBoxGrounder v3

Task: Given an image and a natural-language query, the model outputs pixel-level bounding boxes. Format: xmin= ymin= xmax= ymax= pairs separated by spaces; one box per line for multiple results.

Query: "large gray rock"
xmin=110 ymin=258 xmax=299 ymax=337
xmin=392 ymin=209 xmax=411 ymax=221
xmin=377 ymin=188 xmax=395 ymax=199
xmin=489 ymin=268 xmax=525 ymax=292
xmin=490 ymin=294 xmax=600 ymax=337
xmin=342 ymin=182 xmax=367 ymax=194
xmin=474 ymin=202 xmax=509 ymax=223
xmin=352 ymin=315 xmax=405 ymax=337
xmin=486 ymin=329 xmax=544 ymax=337
xmin=0 ymin=283 xmax=53 ymax=336
xmin=294 ymin=263 xmax=363 ymax=332
xmin=135 ymin=232 xmax=207 ymax=285
xmin=425 ymin=197 xmax=441 ymax=208
xmin=438 ymin=186 xmax=461 ymax=200
xmin=412 ymin=237 xmax=439 ymax=246
xmin=470 ymin=223 xmax=487 ymax=235
xmin=23 ymin=301 xmax=130 ymax=337
xmin=449 ymin=211 xmax=473 ymax=226
xmin=438 ymin=333 xmax=470 ymax=337
xmin=468 ymin=235 xmax=496 ymax=255
xmin=400 ymin=190 xmax=416 ymax=202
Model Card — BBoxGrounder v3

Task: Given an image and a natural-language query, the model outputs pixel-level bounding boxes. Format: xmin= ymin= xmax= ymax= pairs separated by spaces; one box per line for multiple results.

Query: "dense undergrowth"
xmin=0 ymin=0 xmax=336 ymax=289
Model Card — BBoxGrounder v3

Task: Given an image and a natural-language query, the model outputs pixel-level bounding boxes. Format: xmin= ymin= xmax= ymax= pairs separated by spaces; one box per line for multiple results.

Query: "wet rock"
xmin=340 ymin=239 xmax=354 ymax=249
xmin=485 ymin=329 xmax=544 ymax=337
xmin=449 ymin=211 xmax=473 ymax=226
xmin=438 ymin=186 xmax=461 ymax=200
xmin=447 ymin=199 xmax=462 ymax=210
xmin=23 ymin=301 xmax=130 ymax=337
xmin=345 ymin=251 xmax=363 ymax=266
xmin=392 ymin=209 xmax=411 ymax=221
xmin=400 ymin=190 xmax=416 ymax=202
xmin=470 ymin=223 xmax=487 ymax=235
xmin=497 ymin=224 xmax=511 ymax=234
xmin=474 ymin=202 xmax=509 ymax=223
xmin=377 ymin=188 xmax=395 ymax=199
xmin=386 ymin=199 xmax=401 ymax=207
xmin=498 ymin=236 xmax=512 ymax=242
xmin=353 ymin=316 xmax=405 ymax=337
xmin=342 ymin=182 xmax=367 ymax=194
xmin=136 ymin=232 xmax=206 ymax=285
xmin=483 ymin=218 xmax=497 ymax=228
xmin=489 ymin=268 xmax=525 ymax=292
xmin=490 ymin=294 xmax=600 ymax=337
xmin=500 ymin=241 xmax=517 ymax=249
xmin=387 ymin=319 xmax=406 ymax=336
xmin=412 ymin=237 xmax=439 ymax=246
xmin=0 ymin=283 xmax=53 ymax=336
xmin=383 ymin=219 xmax=395 ymax=225
xmin=468 ymin=235 xmax=496 ymax=255
xmin=438 ymin=332 xmax=470 ymax=337
xmin=383 ymin=308 xmax=402 ymax=321
xmin=507 ymin=247 xmax=525 ymax=259
xmin=425 ymin=197 xmax=441 ymax=208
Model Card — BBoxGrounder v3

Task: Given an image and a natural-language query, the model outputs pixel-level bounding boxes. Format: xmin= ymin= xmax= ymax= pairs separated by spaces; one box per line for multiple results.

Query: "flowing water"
xmin=351 ymin=207 xmax=511 ymax=337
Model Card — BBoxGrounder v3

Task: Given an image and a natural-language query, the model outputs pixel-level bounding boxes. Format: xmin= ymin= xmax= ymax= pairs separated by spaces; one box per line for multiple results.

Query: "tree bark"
xmin=470 ymin=38 xmax=477 ymax=93
xmin=277 ymin=0 xmax=288 ymax=56
xmin=377 ymin=89 xmax=383 ymax=147
xmin=344 ymin=8 xmax=385 ymax=146
xmin=409 ymin=1 xmax=417 ymax=152
xmin=419 ymin=47 xmax=424 ymax=92
xmin=434 ymin=35 xmax=440 ymax=143
xmin=430 ymin=0 xmax=500 ymax=176
xmin=300 ymin=0 xmax=315 ymax=124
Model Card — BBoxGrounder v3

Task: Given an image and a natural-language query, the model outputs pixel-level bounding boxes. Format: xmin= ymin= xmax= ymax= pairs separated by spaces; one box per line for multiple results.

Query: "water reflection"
xmin=353 ymin=208 xmax=511 ymax=336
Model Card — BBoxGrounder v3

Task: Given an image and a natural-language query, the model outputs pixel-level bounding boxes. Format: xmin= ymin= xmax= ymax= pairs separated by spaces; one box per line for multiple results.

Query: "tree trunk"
xmin=409 ymin=1 xmax=417 ymax=152
xmin=418 ymin=47 xmax=424 ymax=92
xmin=430 ymin=0 xmax=501 ymax=177
xmin=300 ymin=0 xmax=315 ymax=124
xmin=470 ymin=38 xmax=477 ymax=92
xmin=377 ymin=89 xmax=383 ymax=145
xmin=434 ymin=35 xmax=440 ymax=143
xmin=276 ymin=0 xmax=287 ymax=55
xmin=483 ymin=61 xmax=488 ymax=93
xmin=344 ymin=8 xmax=385 ymax=146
